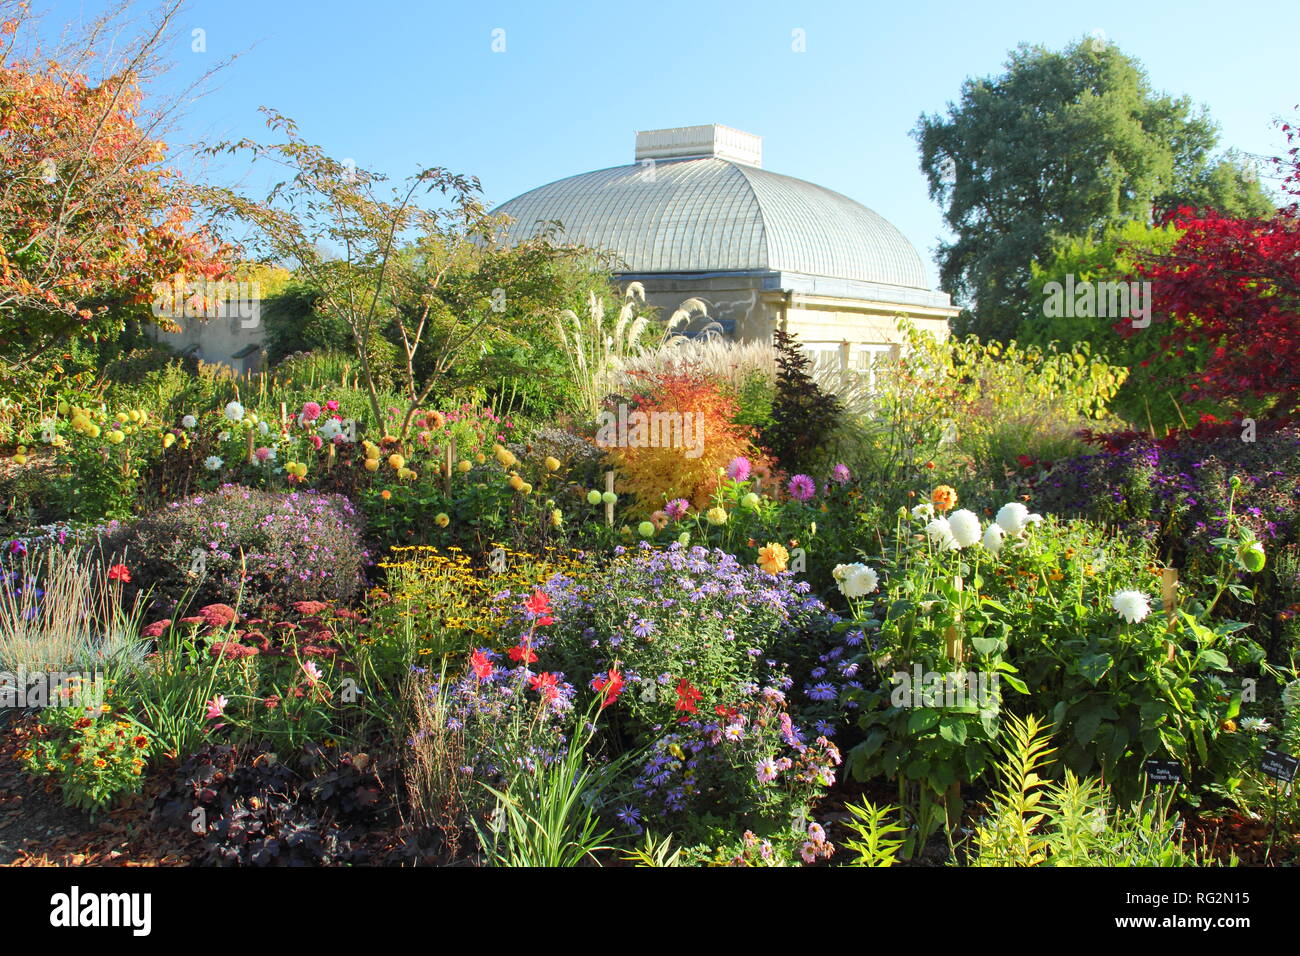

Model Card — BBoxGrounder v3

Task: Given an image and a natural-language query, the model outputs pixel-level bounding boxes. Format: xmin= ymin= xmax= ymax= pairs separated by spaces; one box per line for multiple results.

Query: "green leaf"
xmin=1074 ymin=709 xmax=1103 ymax=745
xmin=1001 ymin=673 xmax=1029 ymax=694
xmin=1077 ymin=652 xmax=1113 ymax=685
xmin=1195 ymin=649 xmax=1230 ymax=672
xmin=938 ymin=716 xmax=968 ymax=745
xmin=907 ymin=710 xmax=940 ymax=734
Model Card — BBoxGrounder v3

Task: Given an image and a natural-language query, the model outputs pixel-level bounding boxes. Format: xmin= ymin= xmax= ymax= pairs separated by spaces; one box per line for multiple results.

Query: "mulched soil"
xmin=1187 ymin=810 xmax=1299 ymax=866
xmin=0 ymin=717 xmax=202 ymax=866
xmin=0 ymin=713 xmax=427 ymax=866
xmin=1 ymin=706 xmax=1294 ymax=867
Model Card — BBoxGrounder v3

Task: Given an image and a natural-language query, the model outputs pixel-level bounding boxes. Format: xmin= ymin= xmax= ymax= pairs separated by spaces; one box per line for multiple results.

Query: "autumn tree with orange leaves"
xmin=0 ymin=0 xmax=229 ymax=382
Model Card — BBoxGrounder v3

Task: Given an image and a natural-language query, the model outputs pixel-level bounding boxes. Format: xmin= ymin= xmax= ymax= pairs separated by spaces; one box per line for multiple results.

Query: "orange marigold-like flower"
xmin=931 ymin=485 xmax=958 ymax=512
xmin=757 ymin=542 xmax=790 ymax=575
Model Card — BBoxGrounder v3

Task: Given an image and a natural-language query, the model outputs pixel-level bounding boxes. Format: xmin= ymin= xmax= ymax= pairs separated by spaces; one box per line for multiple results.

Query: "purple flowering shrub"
xmin=91 ymin=484 xmax=367 ymax=613
xmin=631 ymin=690 xmax=842 ymax=836
xmin=493 ymin=543 xmax=829 ymax=729
xmin=1038 ymin=427 xmax=1300 ymax=574
xmin=485 ymin=542 xmax=841 ymax=834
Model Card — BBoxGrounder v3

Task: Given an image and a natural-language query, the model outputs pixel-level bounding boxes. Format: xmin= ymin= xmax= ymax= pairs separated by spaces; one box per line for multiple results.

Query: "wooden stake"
xmin=605 ymin=471 xmax=615 ymax=528
xmin=944 ymin=624 xmax=964 ymax=663
xmin=444 ymin=437 xmax=455 ymax=495
xmin=1162 ymin=568 xmax=1179 ymax=660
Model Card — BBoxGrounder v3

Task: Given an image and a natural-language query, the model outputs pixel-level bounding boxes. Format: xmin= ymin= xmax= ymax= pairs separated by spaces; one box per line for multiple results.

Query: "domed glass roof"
xmin=493 ymin=156 xmax=930 ymax=290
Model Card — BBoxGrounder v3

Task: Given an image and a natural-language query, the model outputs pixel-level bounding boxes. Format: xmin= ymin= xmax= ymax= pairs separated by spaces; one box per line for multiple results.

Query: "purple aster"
xmin=616 ymin=805 xmax=643 ymax=833
xmin=807 ymin=682 xmax=837 ymax=702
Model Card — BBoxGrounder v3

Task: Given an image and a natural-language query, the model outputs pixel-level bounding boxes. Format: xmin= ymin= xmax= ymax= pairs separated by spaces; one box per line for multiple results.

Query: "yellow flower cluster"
xmin=374 ymin=544 xmax=590 ymax=652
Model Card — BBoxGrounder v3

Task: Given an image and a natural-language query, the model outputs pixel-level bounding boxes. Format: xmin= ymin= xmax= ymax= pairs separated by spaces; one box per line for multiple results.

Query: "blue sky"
xmin=41 ymin=0 xmax=1300 ymax=286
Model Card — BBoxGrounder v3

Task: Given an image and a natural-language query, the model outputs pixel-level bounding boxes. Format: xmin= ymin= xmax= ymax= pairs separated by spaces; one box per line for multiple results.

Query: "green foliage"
xmin=969 ymin=713 xmax=1057 ymax=866
xmin=19 ymin=696 xmax=153 ymax=816
xmin=842 ymin=799 xmax=907 ymax=867
xmin=261 ymin=283 xmax=401 ymax=388
xmin=473 ymin=714 xmax=622 ymax=867
xmin=916 ymin=37 xmax=1275 ymax=340
xmin=1022 ymin=221 xmax=1237 ymax=431
xmin=844 ymin=501 xmax=1255 ymax=810
xmin=838 ymin=320 xmax=1126 ymax=510
xmin=968 ymin=715 xmax=1222 ymax=866
xmin=622 ymin=831 xmax=683 ymax=867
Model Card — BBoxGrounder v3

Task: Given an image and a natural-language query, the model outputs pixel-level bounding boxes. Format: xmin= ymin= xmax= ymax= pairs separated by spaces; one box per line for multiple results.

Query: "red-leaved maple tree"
xmin=1123 ymin=109 xmax=1300 ymax=420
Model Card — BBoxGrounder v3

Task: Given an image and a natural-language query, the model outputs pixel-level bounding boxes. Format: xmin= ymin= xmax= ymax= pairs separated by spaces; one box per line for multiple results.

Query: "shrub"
xmin=153 ymin=744 xmax=394 ymax=866
xmin=606 ymin=371 xmax=767 ymax=512
xmin=761 ymin=328 xmax=842 ymax=474
xmin=1039 ymin=426 xmax=1300 ymax=569
xmin=826 ymin=491 xmax=1261 ymax=812
xmin=90 ymin=485 xmax=367 ymax=613
xmin=836 ymin=322 xmax=1126 ymax=510
xmin=491 ymin=543 xmax=839 ymax=835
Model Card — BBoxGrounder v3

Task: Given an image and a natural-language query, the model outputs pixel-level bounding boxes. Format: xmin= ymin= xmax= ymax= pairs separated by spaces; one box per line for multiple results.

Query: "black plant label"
xmin=1261 ymin=749 xmax=1299 ymax=783
xmin=1144 ymin=759 xmax=1182 ymax=785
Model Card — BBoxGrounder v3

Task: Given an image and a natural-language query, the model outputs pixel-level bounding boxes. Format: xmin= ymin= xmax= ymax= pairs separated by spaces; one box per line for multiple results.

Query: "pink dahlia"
xmin=788 ymin=474 xmax=816 ymax=501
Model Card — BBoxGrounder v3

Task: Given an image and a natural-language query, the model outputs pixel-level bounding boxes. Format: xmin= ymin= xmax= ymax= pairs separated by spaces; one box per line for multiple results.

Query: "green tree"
xmin=1022 ymin=221 xmax=1245 ymax=433
xmin=201 ymin=110 xmax=573 ymax=437
xmin=916 ymin=38 xmax=1275 ymax=341
xmin=760 ymin=328 xmax=841 ymax=474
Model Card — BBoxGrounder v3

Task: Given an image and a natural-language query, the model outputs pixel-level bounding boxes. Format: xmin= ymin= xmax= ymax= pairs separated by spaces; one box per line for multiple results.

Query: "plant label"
xmin=1261 ymin=749 xmax=1298 ymax=783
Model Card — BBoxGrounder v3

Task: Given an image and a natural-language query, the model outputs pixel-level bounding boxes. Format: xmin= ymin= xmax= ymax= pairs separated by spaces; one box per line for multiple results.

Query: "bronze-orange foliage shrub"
xmin=604 ymin=371 xmax=767 ymax=512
